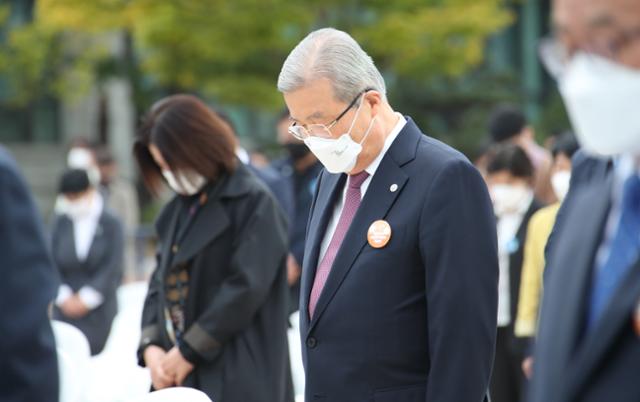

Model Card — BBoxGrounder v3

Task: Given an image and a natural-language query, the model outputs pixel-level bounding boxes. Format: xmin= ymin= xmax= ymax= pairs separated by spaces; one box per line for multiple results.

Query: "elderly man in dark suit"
xmin=529 ymin=1 xmax=640 ymax=402
xmin=0 ymin=146 xmax=59 ymax=402
xmin=278 ymin=28 xmax=499 ymax=402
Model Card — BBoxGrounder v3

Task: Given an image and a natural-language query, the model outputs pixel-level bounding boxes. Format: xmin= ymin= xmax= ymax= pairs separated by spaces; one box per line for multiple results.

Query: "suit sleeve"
xmin=85 ymin=216 xmax=124 ymax=296
xmin=419 ymin=159 xmax=498 ymax=402
xmin=181 ymin=191 xmax=289 ymax=362
xmin=138 ymin=245 xmax=165 ymax=366
xmin=0 ymin=157 xmax=59 ymax=401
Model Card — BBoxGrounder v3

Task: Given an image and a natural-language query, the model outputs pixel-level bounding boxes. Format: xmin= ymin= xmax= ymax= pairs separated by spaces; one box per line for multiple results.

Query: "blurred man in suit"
xmin=0 ymin=146 xmax=59 ymax=402
xmin=529 ymin=1 xmax=640 ymax=401
xmin=278 ymin=28 xmax=498 ymax=402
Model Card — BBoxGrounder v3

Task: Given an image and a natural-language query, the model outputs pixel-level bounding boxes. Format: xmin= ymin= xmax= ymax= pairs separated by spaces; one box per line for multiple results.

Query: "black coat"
xmin=138 ymin=163 xmax=294 ymax=402
xmin=0 ymin=146 xmax=59 ymax=402
xmin=51 ymin=209 xmax=124 ymax=355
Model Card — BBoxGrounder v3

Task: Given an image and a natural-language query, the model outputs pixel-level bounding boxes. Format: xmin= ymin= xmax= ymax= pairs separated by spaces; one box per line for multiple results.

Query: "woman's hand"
xmin=161 ymin=346 xmax=195 ymax=386
xmin=144 ymin=345 xmax=174 ymax=390
xmin=60 ymin=295 xmax=89 ymax=319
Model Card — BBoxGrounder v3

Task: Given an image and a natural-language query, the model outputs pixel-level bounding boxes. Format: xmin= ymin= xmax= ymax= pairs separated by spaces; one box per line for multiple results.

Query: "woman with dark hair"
xmin=134 ymin=94 xmax=293 ymax=402
xmin=485 ymin=144 xmax=544 ymax=402
xmin=52 ymin=168 xmax=124 ymax=355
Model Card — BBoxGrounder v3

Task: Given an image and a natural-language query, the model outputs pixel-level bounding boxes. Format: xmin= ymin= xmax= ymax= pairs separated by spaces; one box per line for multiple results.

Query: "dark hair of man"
xmin=134 ymin=94 xmax=237 ymax=195
xmin=59 ymin=169 xmax=91 ymax=195
xmin=486 ymin=143 xmax=534 ymax=179
xmin=552 ymin=131 xmax=580 ymax=159
xmin=488 ymin=105 xmax=528 ymax=143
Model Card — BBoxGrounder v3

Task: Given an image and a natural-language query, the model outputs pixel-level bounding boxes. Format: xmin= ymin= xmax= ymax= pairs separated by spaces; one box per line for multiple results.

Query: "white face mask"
xmin=559 ymin=53 xmax=640 ymax=157
xmin=162 ymin=170 xmax=207 ymax=195
xmin=491 ymin=184 xmax=532 ymax=216
xmin=551 ymin=170 xmax=571 ymax=202
xmin=67 ymin=148 xmax=102 ymax=185
xmin=303 ymin=96 xmax=377 ymax=174
xmin=65 ymin=196 xmax=94 ymax=220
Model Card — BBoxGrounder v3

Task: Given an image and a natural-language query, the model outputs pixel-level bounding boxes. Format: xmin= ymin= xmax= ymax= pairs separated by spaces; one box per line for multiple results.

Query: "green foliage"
xmin=0 ymin=0 xmax=513 ymax=109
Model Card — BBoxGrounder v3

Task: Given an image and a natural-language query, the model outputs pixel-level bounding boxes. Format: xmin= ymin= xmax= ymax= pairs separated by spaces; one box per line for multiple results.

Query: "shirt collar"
xmin=235 ymin=147 xmax=251 ymax=165
xmin=364 ymin=113 xmax=406 ymax=177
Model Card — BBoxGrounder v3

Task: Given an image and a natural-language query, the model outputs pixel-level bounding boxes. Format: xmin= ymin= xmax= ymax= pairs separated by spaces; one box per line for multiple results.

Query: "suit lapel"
xmin=85 ymin=213 xmax=103 ymax=265
xmin=307 ymin=119 xmax=420 ymax=334
xmin=543 ymin=180 xmax=611 ymax=392
xmin=300 ymin=172 xmax=346 ymax=322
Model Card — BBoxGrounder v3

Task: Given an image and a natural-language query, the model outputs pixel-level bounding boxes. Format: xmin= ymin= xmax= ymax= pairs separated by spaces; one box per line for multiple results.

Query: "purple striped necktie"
xmin=308 ymin=171 xmax=369 ymax=319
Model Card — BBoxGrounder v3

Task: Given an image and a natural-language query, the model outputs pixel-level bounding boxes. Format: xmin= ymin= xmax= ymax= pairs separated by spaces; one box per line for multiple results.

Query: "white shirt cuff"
xmin=56 ymin=284 xmax=73 ymax=306
xmin=78 ymin=286 xmax=104 ymax=310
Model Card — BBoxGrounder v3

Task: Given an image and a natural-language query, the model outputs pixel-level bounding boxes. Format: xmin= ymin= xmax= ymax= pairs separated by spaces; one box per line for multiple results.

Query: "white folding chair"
xmin=136 ymin=387 xmax=213 ymax=402
xmin=51 ymin=320 xmax=91 ymax=402
xmin=51 ymin=320 xmax=91 ymax=364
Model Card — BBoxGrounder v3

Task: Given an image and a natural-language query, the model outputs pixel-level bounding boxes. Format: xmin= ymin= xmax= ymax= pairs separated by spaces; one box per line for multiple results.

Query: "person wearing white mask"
xmin=279 ymin=28 xmax=498 ymax=402
xmin=133 ymin=94 xmax=293 ymax=402
xmin=514 ymin=132 xmax=579 ymax=379
xmin=485 ymin=144 xmax=543 ymax=402
xmin=52 ymin=169 xmax=124 ymax=355
xmin=529 ymin=1 xmax=640 ymax=402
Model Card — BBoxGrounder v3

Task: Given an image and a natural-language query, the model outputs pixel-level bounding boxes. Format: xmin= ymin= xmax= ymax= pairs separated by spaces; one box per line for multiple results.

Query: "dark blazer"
xmin=0 ymin=146 xmax=59 ymax=402
xmin=529 ymin=153 xmax=640 ymax=402
xmin=507 ymin=200 xmax=544 ymax=328
xmin=300 ymin=118 xmax=499 ymax=402
xmin=51 ymin=209 xmax=124 ymax=355
xmin=138 ymin=163 xmax=294 ymax=402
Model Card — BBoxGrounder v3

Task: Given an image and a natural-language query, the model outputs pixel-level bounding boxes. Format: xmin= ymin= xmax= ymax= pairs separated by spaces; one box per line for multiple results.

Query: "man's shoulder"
xmin=571 ymin=150 xmax=613 ymax=186
xmin=410 ymin=131 xmax=475 ymax=177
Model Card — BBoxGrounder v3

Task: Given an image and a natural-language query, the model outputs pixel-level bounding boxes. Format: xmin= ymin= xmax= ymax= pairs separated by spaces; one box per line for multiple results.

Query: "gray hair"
xmin=277 ymin=28 xmax=387 ymax=103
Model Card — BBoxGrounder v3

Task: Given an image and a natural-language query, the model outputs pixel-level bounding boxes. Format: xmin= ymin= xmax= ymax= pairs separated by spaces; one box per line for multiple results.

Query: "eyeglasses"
xmin=539 ymin=27 xmax=640 ymax=78
xmin=288 ymin=88 xmax=373 ymax=140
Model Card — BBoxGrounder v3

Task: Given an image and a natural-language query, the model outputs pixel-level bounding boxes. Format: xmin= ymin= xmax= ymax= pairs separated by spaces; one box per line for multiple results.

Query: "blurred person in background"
xmin=488 ymin=106 xmax=556 ymax=204
xmin=271 ymin=108 xmax=323 ymax=315
xmin=95 ymin=146 xmax=141 ymax=282
xmin=66 ymin=138 xmax=101 ymax=186
xmin=485 ymin=144 xmax=543 ymax=402
xmin=52 ymin=169 xmax=124 ymax=356
xmin=529 ymin=0 xmax=640 ymax=401
xmin=0 ymin=146 xmax=59 ymax=402
xmin=216 ymin=109 xmax=294 ymax=223
xmin=514 ymin=132 xmax=579 ymax=379
xmin=134 ymin=94 xmax=293 ymax=402
xmin=279 ymin=28 xmax=497 ymax=402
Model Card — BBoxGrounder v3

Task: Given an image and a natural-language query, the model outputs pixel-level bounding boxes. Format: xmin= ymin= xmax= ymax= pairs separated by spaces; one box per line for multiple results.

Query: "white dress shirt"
xmin=56 ymin=193 xmax=105 ymax=310
xmin=318 ymin=113 xmax=406 ymax=263
xmin=496 ymin=191 xmax=533 ymax=327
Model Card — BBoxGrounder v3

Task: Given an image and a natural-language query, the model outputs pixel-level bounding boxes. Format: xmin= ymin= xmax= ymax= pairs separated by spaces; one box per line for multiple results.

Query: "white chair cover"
xmin=52 ymin=320 xmax=91 ymax=402
xmin=137 ymin=387 xmax=213 ymax=402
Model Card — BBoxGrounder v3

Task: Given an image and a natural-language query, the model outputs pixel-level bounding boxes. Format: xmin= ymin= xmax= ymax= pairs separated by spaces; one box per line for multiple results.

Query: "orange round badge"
xmin=368 ymin=220 xmax=392 ymax=249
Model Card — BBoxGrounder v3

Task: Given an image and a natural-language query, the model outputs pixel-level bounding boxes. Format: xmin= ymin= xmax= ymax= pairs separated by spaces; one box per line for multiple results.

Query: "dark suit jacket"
xmin=507 ymin=201 xmax=543 ymax=321
xmin=0 ymin=146 xmax=59 ymax=402
xmin=300 ymin=118 xmax=499 ymax=402
xmin=138 ymin=163 xmax=294 ymax=402
xmin=529 ymin=153 xmax=640 ymax=402
xmin=51 ymin=210 xmax=124 ymax=355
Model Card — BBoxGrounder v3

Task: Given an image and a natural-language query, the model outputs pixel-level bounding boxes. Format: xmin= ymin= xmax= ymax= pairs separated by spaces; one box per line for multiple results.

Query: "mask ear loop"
xmin=344 ymin=92 xmax=367 ymax=137
xmin=358 ymin=116 xmax=377 ymax=146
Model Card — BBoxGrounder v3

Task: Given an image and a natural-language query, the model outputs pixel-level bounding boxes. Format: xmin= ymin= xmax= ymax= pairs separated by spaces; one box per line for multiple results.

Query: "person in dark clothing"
xmin=134 ymin=94 xmax=294 ymax=402
xmin=271 ymin=109 xmax=323 ymax=314
xmin=0 ymin=146 xmax=59 ymax=402
xmin=485 ymin=144 xmax=544 ymax=402
xmin=52 ymin=169 xmax=124 ymax=355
